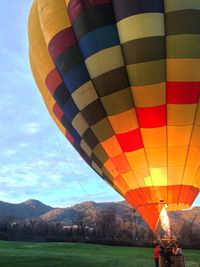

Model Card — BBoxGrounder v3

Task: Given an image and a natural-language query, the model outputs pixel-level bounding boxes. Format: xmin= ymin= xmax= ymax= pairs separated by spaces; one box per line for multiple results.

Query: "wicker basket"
xmin=159 ymin=255 xmax=185 ymax=267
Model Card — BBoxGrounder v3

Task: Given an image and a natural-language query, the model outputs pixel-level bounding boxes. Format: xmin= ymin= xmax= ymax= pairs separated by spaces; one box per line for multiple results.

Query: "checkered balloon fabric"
xmin=28 ymin=0 xmax=200 ymax=232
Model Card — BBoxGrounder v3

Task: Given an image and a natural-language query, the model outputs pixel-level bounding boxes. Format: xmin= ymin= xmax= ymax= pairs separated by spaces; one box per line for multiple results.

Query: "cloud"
xmin=18 ymin=142 xmax=29 ymax=148
xmin=0 ymin=151 xmax=94 ymax=195
xmin=21 ymin=122 xmax=42 ymax=134
xmin=0 ymin=145 xmax=122 ymax=207
xmin=4 ymin=149 xmax=17 ymax=157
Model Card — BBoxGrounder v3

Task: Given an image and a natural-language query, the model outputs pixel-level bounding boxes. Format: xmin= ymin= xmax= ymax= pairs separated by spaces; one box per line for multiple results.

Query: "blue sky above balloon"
xmin=0 ymin=1 xmax=199 ymax=208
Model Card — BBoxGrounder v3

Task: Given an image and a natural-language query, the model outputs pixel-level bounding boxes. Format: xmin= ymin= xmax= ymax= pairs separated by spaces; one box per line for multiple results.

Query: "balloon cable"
xmin=47 ymin=114 xmax=92 ymax=201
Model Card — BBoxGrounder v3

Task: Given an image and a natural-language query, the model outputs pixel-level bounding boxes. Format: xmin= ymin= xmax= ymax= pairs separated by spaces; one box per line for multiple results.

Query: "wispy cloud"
xmin=0 ymin=147 xmax=122 ymax=207
xmin=4 ymin=149 xmax=17 ymax=157
xmin=21 ymin=122 xmax=42 ymax=134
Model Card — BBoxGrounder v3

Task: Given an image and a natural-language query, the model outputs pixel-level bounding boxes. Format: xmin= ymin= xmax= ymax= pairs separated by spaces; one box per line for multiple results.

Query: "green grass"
xmin=0 ymin=241 xmax=199 ymax=267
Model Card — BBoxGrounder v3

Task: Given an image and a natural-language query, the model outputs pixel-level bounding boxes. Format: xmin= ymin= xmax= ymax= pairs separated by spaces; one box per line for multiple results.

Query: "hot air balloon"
xmin=28 ymin=0 xmax=200 ymax=232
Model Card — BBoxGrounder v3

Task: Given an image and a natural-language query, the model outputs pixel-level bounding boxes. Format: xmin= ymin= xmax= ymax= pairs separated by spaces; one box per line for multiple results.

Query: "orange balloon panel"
xmin=28 ymin=0 xmax=200 ymax=232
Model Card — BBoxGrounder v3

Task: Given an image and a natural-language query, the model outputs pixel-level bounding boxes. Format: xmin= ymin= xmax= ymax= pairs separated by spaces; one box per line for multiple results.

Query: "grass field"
xmin=0 ymin=241 xmax=199 ymax=267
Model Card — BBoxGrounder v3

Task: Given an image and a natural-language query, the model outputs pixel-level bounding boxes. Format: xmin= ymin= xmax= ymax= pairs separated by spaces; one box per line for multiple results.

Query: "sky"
xmin=0 ymin=1 xmax=199 ymax=208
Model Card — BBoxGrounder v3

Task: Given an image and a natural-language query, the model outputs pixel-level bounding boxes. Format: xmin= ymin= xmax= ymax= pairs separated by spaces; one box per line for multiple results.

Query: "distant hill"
xmin=0 ymin=199 xmax=53 ymax=219
xmin=40 ymin=201 xmax=200 ymax=228
xmin=39 ymin=201 xmax=132 ymax=224
xmin=169 ymin=206 xmax=200 ymax=227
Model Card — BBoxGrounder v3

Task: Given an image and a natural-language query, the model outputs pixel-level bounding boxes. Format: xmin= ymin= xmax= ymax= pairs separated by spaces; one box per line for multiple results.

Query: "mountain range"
xmin=0 ymin=199 xmax=52 ymax=219
xmin=0 ymin=199 xmax=199 ymax=227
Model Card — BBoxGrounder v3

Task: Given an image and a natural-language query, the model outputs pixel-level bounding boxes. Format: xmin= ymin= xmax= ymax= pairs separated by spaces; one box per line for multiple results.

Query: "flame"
xmin=159 ymin=205 xmax=171 ymax=236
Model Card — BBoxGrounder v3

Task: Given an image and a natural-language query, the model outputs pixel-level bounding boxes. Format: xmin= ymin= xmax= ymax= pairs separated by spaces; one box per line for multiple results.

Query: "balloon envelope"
xmin=28 ymin=0 xmax=200 ymax=232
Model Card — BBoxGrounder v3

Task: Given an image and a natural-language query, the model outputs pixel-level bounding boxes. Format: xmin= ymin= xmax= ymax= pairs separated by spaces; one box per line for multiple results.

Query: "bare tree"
xmin=95 ymin=207 xmax=117 ymax=240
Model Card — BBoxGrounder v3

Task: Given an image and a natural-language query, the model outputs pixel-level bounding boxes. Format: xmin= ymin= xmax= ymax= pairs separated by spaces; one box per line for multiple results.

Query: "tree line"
xmin=0 ymin=207 xmax=199 ymax=248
